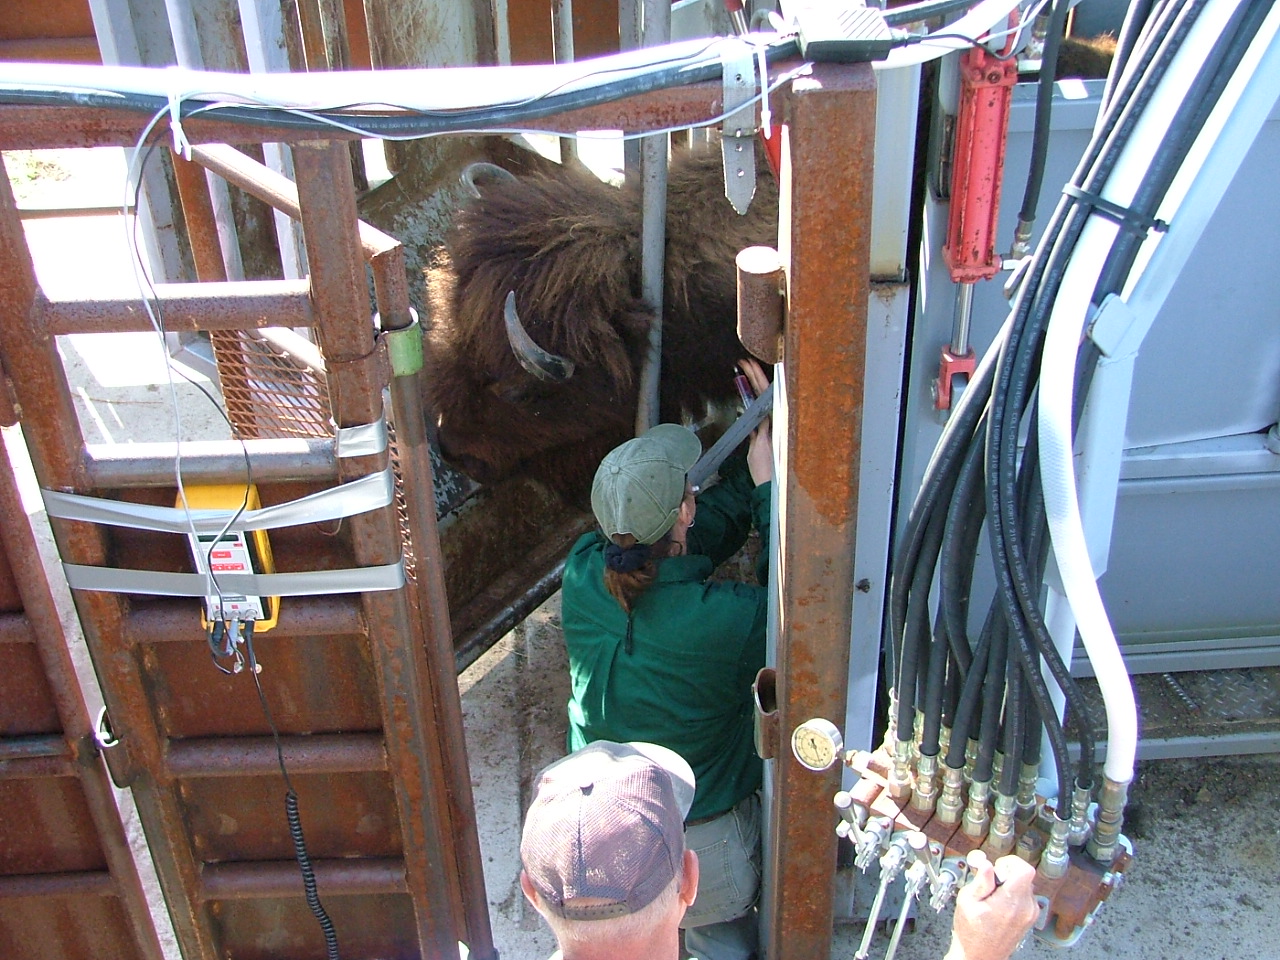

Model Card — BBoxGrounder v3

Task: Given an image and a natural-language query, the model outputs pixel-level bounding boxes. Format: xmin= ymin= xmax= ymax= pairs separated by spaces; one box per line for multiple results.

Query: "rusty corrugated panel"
xmin=0 ymin=423 xmax=163 ymax=960
xmin=764 ymin=61 xmax=877 ymax=960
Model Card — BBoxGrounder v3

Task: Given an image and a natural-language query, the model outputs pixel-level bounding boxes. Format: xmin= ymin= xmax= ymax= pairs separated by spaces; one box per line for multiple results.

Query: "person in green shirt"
xmin=560 ymin=359 xmax=772 ymax=960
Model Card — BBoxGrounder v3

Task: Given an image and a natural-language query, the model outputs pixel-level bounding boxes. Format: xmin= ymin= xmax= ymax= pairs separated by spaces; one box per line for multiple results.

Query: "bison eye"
xmin=488 ymin=376 xmax=538 ymax=405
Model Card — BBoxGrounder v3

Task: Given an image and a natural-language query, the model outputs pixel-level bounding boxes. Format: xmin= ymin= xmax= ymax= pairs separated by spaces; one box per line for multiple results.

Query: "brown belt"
xmin=685 ymin=810 xmax=729 ymax=827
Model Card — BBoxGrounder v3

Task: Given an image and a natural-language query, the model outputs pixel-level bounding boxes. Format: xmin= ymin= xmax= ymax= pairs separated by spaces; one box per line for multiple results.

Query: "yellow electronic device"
xmin=178 ymin=484 xmax=279 ymax=633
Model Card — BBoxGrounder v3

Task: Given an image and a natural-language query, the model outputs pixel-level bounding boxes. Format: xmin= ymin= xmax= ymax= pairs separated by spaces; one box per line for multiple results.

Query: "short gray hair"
xmin=535 ymin=871 xmax=682 ymax=946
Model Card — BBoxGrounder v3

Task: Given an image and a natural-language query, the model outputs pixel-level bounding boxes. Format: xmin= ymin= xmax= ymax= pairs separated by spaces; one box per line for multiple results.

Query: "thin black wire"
xmin=126 ymin=135 xmax=253 ymax=670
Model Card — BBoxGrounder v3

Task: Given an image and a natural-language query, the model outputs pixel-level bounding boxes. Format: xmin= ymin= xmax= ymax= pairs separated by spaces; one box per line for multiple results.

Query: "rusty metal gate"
xmin=0 ymin=54 xmax=875 ymax=960
xmin=0 ymin=133 xmax=491 ymax=960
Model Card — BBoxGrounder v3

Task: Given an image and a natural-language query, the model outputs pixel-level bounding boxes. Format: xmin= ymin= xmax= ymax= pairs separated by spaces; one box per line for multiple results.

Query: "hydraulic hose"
xmin=1037 ymin=0 xmax=1269 ymax=785
xmin=1014 ymin=0 xmax=1072 ymax=229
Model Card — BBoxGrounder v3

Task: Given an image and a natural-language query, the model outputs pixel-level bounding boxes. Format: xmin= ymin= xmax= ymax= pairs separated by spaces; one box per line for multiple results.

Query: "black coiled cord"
xmin=246 ymin=632 xmax=340 ymax=960
xmin=286 ymin=789 xmax=340 ymax=960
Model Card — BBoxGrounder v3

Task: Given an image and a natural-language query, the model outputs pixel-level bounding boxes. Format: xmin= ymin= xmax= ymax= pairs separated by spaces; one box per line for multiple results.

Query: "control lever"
xmin=854 ymin=832 xmax=911 ymax=960
xmin=884 ymin=858 xmax=929 ymax=960
xmin=853 ymin=814 xmax=895 ymax=872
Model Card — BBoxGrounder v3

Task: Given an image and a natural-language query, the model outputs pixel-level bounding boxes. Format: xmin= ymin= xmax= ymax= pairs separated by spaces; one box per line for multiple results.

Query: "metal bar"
xmin=190 ymin=143 xmax=402 ymax=260
xmin=165 ymin=734 xmax=387 ymax=777
xmin=16 ymin=205 xmax=134 ymax=220
xmin=1069 ymin=731 xmax=1280 ymax=761
xmin=633 ymin=0 xmax=670 ymax=434
xmin=171 ymin=150 xmax=229 ymax=282
xmin=125 ymin=595 xmax=364 ymax=646
xmin=375 ymin=240 xmax=496 ymax=959
xmin=0 ymin=153 xmax=218 ymax=960
xmin=0 ymin=871 xmax=117 ymax=900
xmin=199 ymin=858 xmax=407 ymax=900
xmin=293 ymin=139 xmax=465 ymax=959
xmin=0 ymin=754 xmax=77 ymax=780
xmin=85 ymin=437 xmax=339 ymax=488
xmin=0 ymin=610 xmax=35 ymax=644
xmin=0 ymin=76 xmax=734 ymax=149
xmin=765 ymin=62 xmax=877 ymax=960
xmin=0 ymin=733 xmax=70 ymax=761
xmin=41 ymin=280 xmax=314 ymax=335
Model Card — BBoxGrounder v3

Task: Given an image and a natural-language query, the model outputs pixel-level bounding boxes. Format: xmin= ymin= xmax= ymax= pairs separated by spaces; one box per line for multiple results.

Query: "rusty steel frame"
xmin=765 ymin=64 xmax=877 ymax=960
xmin=0 ymin=60 xmax=877 ymax=960
xmin=0 ymin=430 xmax=166 ymax=960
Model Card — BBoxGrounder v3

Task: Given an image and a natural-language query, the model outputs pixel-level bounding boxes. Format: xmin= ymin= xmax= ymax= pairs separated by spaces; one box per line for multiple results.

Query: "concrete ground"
xmin=466 ymin=597 xmax=1280 ymax=960
xmin=10 ymin=144 xmax=1280 ymax=960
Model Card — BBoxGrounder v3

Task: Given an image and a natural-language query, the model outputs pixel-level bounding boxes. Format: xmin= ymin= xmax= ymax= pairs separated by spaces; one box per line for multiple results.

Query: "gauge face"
xmin=791 ymin=718 xmax=844 ymax=771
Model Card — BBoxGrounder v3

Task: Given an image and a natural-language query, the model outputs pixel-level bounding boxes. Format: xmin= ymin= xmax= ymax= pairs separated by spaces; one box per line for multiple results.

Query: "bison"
xmin=424 ymin=145 xmax=779 ymax=503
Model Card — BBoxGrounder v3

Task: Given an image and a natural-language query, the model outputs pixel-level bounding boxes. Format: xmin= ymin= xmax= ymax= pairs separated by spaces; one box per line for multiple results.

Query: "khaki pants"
xmin=681 ymin=791 xmax=761 ymax=960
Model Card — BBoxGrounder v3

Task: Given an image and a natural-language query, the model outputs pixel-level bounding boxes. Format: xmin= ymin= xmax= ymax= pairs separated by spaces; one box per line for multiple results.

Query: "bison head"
xmin=424 ymin=147 xmax=779 ymax=502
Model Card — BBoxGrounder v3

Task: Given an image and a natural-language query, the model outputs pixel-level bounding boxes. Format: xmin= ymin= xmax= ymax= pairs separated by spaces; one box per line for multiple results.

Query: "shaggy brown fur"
xmin=425 ymin=146 xmax=778 ymax=502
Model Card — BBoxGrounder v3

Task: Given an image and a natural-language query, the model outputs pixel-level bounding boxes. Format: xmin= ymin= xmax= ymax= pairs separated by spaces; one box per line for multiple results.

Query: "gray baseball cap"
xmin=521 ymin=740 xmax=696 ymax=920
xmin=590 ymin=424 xmax=701 ymax=545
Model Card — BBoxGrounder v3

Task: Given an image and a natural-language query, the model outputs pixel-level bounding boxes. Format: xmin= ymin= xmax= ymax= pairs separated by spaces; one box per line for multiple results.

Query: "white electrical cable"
xmin=877 ymin=0 xmax=1025 ymax=69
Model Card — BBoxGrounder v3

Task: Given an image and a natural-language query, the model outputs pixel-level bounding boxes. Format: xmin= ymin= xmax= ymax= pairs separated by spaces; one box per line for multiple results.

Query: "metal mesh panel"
xmin=208 ymin=330 xmax=417 ymax=581
xmin=209 ymin=331 xmax=331 ymax=440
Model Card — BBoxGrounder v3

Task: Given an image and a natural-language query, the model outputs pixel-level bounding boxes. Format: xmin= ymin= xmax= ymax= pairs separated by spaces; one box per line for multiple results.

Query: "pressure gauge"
xmin=790 ymin=718 xmax=844 ymax=771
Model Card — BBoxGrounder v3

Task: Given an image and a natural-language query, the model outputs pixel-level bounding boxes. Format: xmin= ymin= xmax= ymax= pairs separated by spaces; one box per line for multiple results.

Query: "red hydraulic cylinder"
xmin=941 ymin=45 xmax=1018 ymax=283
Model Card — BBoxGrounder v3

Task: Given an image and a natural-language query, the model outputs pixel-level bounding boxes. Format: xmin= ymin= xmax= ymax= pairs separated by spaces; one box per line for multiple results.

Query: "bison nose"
xmin=436 ymin=435 xmax=501 ymax=486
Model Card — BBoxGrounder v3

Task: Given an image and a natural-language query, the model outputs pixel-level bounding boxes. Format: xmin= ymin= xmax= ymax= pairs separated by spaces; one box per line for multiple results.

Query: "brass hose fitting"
xmin=961 ymin=778 xmax=992 ymax=838
xmin=1068 ymin=783 xmax=1094 ymax=846
xmin=983 ymin=792 xmax=1018 ymax=856
xmin=910 ymin=752 xmax=940 ymax=814
xmin=1016 ymin=762 xmax=1039 ymax=822
xmin=1087 ymin=777 xmax=1131 ymax=864
xmin=1039 ymin=810 xmax=1072 ymax=879
xmin=888 ymin=738 xmax=914 ymax=801
xmin=935 ymin=763 xmax=966 ymax=825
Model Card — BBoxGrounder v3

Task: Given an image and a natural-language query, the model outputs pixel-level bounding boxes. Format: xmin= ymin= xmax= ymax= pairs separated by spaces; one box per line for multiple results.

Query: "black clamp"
xmin=1063 ymin=184 xmax=1168 ymax=238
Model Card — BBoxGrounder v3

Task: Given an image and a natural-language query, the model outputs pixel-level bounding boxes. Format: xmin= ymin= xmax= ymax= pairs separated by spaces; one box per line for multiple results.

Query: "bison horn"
xmin=504 ymin=291 xmax=575 ymax=383
xmin=461 ymin=162 xmax=517 ymax=198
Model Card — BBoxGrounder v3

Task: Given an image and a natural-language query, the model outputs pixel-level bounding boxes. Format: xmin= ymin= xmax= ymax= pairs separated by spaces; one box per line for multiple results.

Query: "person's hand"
xmin=945 ymin=853 xmax=1039 ymax=960
xmin=739 ymin=359 xmax=773 ymax=486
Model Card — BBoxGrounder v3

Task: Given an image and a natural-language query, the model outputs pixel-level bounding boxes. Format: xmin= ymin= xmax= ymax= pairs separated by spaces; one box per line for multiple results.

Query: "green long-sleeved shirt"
xmin=562 ymin=457 xmax=770 ymax=822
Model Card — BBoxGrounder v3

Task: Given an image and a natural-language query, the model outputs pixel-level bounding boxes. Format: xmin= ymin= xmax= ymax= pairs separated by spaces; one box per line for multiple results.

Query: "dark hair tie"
xmin=604 ymin=541 xmax=651 ymax=573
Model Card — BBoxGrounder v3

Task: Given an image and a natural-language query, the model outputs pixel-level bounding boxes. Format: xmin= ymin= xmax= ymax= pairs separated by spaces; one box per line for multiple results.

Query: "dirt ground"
xmin=461 ymin=593 xmax=1280 ymax=960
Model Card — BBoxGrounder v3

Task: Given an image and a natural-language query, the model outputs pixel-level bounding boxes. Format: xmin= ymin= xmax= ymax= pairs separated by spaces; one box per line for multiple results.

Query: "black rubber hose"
xmin=991 ymin=0 xmax=1229 ymax=789
xmin=972 ymin=612 xmax=1009 ymax=785
xmin=895 ymin=501 xmax=949 ymax=738
xmin=998 ymin=657 xmax=1025 ymax=797
xmin=938 ymin=425 xmax=988 ymax=676
xmin=887 ymin=313 xmax=1007 ymax=664
xmin=1020 ymin=669 xmax=1042 ymax=773
xmin=921 ymin=609 xmax=952 ymax=757
xmin=1015 ymin=0 xmax=1072 ymax=227
xmin=945 ymin=603 xmax=998 ymax=770
xmin=1094 ymin=0 xmax=1276 ymax=299
xmin=942 ymin=649 xmax=962 ymax=732
xmin=1102 ymin=0 xmax=1159 ymax=111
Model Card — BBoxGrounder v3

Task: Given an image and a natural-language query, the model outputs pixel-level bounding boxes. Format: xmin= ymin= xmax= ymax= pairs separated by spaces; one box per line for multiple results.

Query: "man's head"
xmin=519 ymin=741 xmax=699 ymax=949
